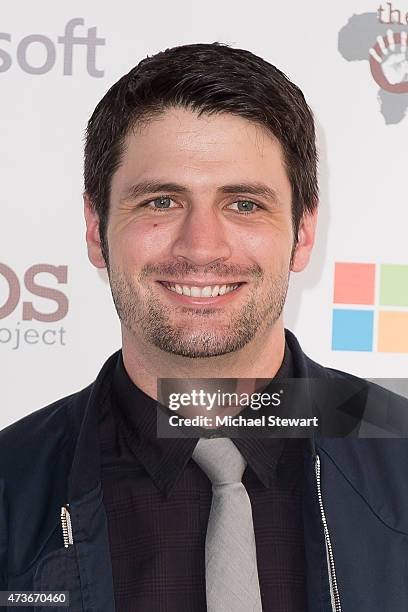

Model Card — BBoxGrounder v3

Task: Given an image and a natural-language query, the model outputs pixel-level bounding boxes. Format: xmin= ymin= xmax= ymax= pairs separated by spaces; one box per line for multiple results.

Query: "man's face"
xmin=85 ymin=107 xmax=316 ymax=358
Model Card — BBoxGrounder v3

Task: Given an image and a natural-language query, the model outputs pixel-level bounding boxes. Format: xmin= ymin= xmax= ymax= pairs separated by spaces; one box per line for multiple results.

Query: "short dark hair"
xmin=84 ymin=42 xmax=318 ymax=265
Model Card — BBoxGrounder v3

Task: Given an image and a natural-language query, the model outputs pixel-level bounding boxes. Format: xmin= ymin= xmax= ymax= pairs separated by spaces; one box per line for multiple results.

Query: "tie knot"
xmin=192 ymin=438 xmax=247 ymax=484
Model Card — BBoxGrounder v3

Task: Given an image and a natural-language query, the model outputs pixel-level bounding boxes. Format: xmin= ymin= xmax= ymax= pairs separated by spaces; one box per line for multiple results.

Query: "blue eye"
xmin=148 ymin=197 xmax=173 ymax=209
xmin=229 ymin=200 xmax=259 ymax=214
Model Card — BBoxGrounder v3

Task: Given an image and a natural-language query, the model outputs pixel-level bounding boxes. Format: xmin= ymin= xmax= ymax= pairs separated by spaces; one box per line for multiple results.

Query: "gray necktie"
xmin=192 ymin=437 xmax=263 ymax=612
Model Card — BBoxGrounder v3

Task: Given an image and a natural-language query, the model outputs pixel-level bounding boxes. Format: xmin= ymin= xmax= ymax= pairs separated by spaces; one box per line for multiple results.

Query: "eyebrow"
xmin=120 ymin=180 xmax=281 ymax=204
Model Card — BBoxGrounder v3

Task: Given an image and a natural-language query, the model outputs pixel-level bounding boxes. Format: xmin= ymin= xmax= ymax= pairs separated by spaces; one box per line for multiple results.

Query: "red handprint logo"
xmin=369 ymin=30 xmax=408 ymax=93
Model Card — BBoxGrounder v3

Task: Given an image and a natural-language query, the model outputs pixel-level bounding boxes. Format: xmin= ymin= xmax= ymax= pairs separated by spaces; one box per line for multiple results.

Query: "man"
xmin=1 ymin=42 xmax=408 ymax=612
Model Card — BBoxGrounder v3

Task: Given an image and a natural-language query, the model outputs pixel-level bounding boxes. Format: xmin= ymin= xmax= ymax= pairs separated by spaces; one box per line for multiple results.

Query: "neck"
xmin=121 ymin=318 xmax=286 ymax=400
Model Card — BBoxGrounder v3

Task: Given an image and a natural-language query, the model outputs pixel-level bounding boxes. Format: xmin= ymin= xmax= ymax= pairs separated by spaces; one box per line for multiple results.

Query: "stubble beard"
xmin=107 ymin=263 xmax=290 ymax=359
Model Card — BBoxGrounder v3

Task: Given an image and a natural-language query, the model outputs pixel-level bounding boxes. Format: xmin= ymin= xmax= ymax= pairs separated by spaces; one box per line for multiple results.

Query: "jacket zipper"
xmin=314 ymin=454 xmax=342 ymax=612
xmin=60 ymin=504 xmax=74 ymax=548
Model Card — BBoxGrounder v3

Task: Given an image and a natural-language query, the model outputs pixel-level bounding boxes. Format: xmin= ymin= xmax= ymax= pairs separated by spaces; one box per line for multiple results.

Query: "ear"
xmin=83 ymin=192 xmax=107 ymax=269
xmin=290 ymin=207 xmax=318 ymax=272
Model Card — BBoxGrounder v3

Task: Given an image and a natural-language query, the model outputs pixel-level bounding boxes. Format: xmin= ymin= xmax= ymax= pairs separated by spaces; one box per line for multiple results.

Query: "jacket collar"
xmin=67 ymin=329 xmax=327 ymax=501
xmin=68 ymin=350 xmax=118 ymax=501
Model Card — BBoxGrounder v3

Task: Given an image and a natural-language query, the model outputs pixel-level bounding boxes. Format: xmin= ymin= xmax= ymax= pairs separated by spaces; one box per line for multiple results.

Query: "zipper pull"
xmin=60 ymin=504 xmax=74 ymax=548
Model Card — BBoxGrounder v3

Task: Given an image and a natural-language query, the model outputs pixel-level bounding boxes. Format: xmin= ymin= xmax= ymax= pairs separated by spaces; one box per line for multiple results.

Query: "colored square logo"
xmin=332 ymin=309 xmax=374 ymax=351
xmin=378 ymin=311 xmax=408 ymax=353
xmin=333 ymin=262 xmax=376 ymax=305
xmin=379 ymin=264 xmax=408 ymax=307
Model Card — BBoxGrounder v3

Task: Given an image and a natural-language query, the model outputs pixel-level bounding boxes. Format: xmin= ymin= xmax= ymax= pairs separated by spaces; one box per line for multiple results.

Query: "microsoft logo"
xmin=331 ymin=263 xmax=408 ymax=353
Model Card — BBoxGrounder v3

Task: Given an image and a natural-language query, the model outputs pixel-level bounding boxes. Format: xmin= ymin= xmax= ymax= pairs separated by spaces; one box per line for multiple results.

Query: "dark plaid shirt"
xmin=99 ymin=344 xmax=307 ymax=611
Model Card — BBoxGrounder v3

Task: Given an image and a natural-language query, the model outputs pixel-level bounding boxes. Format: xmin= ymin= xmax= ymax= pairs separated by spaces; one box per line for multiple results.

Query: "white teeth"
xmin=162 ymin=282 xmax=240 ymax=297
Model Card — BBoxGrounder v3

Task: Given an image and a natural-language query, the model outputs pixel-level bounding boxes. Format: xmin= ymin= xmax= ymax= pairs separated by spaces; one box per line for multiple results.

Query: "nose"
xmin=171 ymin=206 xmax=232 ymax=266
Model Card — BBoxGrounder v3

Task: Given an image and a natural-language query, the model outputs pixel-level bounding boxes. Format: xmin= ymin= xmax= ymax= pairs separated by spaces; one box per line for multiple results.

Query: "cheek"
xmin=239 ymin=227 xmax=293 ymax=267
xmin=110 ymin=220 xmax=172 ymax=265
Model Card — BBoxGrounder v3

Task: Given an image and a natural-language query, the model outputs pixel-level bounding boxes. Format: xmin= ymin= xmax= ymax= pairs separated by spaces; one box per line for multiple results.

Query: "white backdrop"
xmin=1 ymin=0 xmax=407 ymax=429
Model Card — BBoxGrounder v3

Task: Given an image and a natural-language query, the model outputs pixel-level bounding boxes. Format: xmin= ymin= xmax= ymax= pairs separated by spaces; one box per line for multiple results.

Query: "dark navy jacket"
xmin=1 ymin=330 xmax=408 ymax=611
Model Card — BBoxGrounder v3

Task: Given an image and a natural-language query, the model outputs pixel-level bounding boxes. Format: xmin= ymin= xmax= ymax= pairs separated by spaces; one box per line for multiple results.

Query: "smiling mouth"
xmin=158 ymin=281 xmax=244 ymax=298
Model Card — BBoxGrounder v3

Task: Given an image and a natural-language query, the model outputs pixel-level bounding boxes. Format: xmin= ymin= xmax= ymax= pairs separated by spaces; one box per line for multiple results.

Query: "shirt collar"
xmin=112 ymin=339 xmax=295 ymax=496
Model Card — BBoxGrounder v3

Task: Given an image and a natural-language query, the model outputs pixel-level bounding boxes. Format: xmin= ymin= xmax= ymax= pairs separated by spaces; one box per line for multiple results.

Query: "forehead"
xmin=111 ymin=107 xmax=290 ymax=196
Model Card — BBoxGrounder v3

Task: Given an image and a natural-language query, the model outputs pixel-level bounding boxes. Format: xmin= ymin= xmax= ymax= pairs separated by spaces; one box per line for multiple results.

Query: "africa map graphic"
xmin=339 ymin=12 xmax=408 ymax=124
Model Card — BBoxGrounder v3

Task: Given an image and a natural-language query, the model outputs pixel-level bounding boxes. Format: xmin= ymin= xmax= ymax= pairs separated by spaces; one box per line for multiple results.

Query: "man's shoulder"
xmin=0 ymin=350 xmax=120 ymax=452
xmin=317 ymin=360 xmax=408 ymax=408
xmin=297 ymin=335 xmax=407 ymax=407
xmin=0 ymin=349 xmax=120 ymax=484
xmin=292 ymin=332 xmax=408 ymax=432
xmin=0 ymin=384 xmax=92 ymax=477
